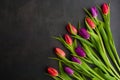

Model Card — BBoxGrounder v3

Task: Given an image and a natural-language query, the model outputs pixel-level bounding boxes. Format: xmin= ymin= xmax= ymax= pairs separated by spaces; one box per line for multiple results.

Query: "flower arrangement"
xmin=46 ymin=3 xmax=120 ymax=80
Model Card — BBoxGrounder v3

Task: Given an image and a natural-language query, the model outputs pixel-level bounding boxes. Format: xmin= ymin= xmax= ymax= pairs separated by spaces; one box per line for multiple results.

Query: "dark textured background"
xmin=0 ymin=0 xmax=120 ymax=80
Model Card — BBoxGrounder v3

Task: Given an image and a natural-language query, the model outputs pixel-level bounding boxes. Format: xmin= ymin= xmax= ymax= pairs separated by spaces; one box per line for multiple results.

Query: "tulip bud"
xmin=64 ymin=67 xmax=74 ymax=75
xmin=78 ymin=28 xmax=90 ymax=39
xmin=64 ymin=34 xmax=73 ymax=45
xmin=101 ymin=3 xmax=109 ymax=15
xmin=75 ymin=46 xmax=86 ymax=57
xmin=86 ymin=17 xmax=96 ymax=29
xmin=47 ymin=67 xmax=58 ymax=77
xmin=71 ymin=56 xmax=82 ymax=64
xmin=55 ymin=48 xmax=66 ymax=57
xmin=91 ymin=7 xmax=98 ymax=17
xmin=66 ymin=23 xmax=77 ymax=35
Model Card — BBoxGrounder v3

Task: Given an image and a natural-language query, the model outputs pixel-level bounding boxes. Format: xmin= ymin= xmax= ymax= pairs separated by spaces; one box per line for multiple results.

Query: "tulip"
xmin=47 ymin=67 xmax=58 ymax=77
xmin=64 ymin=67 xmax=74 ymax=75
xmin=91 ymin=6 xmax=98 ymax=17
xmin=86 ymin=17 xmax=96 ymax=29
xmin=101 ymin=3 xmax=109 ymax=15
xmin=75 ymin=46 xmax=86 ymax=57
xmin=64 ymin=34 xmax=73 ymax=45
xmin=71 ymin=56 xmax=82 ymax=64
xmin=66 ymin=23 xmax=77 ymax=35
xmin=78 ymin=28 xmax=90 ymax=39
xmin=55 ymin=48 xmax=66 ymax=57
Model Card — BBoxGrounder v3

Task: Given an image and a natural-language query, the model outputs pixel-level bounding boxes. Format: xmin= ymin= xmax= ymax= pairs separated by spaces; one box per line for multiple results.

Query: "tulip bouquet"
xmin=46 ymin=3 xmax=120 ymax=80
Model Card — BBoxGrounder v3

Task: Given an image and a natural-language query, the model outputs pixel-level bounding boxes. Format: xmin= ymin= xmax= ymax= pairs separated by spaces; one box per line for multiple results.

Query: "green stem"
xmin=83 ymin=61 xmax=105 ymax=80
xmin=92 ymin=29 xmax=110 ymax=67
xmin=104 ymin=14 xmax=120 ymax=66
xmin=103 ymin=65 xmax=120 ymax=80
xmin=95 ymin=28 xmax=120 ymax=79
xmin=89 ymin=44 xmax=120 ymax=79
xmin=72 ymin=74 xmax=83 ymax=80
xmin=97 ymin=23 xmax=120 ymax=71
xmin=110 ymin=39 xmax=120 ymax=66
xmin=52 ymin=76 xmax=62 ymax=80
xmin=83 ymin=43 xmax=117 ymax=77
xmin=58 ymin=76 xmax=64 ymax=80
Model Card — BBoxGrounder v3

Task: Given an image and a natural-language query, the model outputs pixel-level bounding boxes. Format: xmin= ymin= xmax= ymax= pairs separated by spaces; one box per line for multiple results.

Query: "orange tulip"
xmin=55 ymin=48 xmax=66 ymax=57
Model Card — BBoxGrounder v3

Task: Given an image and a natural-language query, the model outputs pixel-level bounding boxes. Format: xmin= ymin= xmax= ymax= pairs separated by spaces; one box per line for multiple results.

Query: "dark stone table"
xmin=0 ymin=0 xmax=120 ymax=80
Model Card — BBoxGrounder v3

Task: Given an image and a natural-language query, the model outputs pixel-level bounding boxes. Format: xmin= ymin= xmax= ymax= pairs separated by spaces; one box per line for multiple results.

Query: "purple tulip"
xmin=64 ymin=67 xmax=74 ymax=75
xmin=75 ymin=46 xmax=86 ymax=57
xmin=71 ymin=56 xmax=82 ymax=64
xmin=79 ymin=28 xmax=90 ymax=39
xmin=91 ymin=7 xmax=98 ymax=17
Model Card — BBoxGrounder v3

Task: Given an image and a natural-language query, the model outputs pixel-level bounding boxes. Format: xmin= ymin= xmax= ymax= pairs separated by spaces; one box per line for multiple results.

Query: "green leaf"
xmin=88 ymin=31 xmax=99 ymax=41
xmin=104 ymin=74 xmax=116 ymax=80
xmin=49 ymin=57 xmax=62 ymax=61
xmin=92 ymin=77 xmax=99 ymax=80
xmin=72 ymin=39 xmax=77 ymax=49
xmin=53 ymin=77 xmax=62 ymax=80
xmin=74 ymin=72 xmax=84 ymax=80
xmin=46 ymin=73 xmax=61 ymax=80
xmin=72 ymin=35 xmax=94 ymax=47
xmin=84 ymin=8 xmax=93 ymax=19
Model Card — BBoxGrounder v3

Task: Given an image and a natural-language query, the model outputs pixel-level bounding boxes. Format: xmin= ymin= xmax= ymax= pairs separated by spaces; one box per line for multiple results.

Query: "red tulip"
xmin=86 ymin=17 xmax=96 ymax=29
xmin=47 ymin=67 xmax=58 ymax=77
xmin=66 ymin=23 xmax=77 ymax=35
xmin=55 ymin=48 xmax=66 ymax=57
xmin=64 ymin=34 xmax=73 ymax=45
xmin=101 ymin=3 xmax=109 ymax=15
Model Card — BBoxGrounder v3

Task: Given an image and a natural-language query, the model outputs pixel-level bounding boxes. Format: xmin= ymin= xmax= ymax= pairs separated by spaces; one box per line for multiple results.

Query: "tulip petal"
xmin=47 ymin=67 xmax=58 ymax=77
xmin=75 ymin=46 xmax=86 ymax=57
xmin=66 ymin=23 xmax=77 ymax=35
xmin=64 ymin=34 xmax=73 ymax=45
xmin=64 ymin=67 xmax=74 ymax=75
xmin=79 ymin=28 xmax=90 ymax=39
xmin=91 ymin=6 xmax=98 ymax=17
xmin=55 ymin=48 xmax=66 ymax=57
xmin=102 ymin=3 xmax=109 ymax=15
xmin=71 ymin=56 xmax=82 ymax=64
